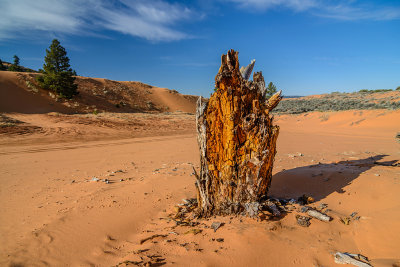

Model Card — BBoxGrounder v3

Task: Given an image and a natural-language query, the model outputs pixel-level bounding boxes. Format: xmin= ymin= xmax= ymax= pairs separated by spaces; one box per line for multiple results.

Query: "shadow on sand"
xmin=269 ymin=154 xmax=398 ymax=202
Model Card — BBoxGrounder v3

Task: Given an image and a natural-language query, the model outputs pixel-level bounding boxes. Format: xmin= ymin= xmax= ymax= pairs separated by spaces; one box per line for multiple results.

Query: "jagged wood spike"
xmin=194 ymin=49 xmax=281 ymax=217
xmin=266 ymin=90 xmax=283 ymax=111
xmin=239 ymin=59 xmax=255 ymax=80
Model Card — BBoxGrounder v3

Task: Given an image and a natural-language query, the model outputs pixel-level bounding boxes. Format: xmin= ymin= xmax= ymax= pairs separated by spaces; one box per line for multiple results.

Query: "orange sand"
xmin=0 ymin=109 xmax=399 ymax=266
xmin=1 ymin=71 xmax=399 ymax=266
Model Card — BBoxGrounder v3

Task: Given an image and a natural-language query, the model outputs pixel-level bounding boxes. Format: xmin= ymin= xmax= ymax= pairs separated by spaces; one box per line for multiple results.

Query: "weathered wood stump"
xmin=194 ymin=49 xmax=282 ymax=217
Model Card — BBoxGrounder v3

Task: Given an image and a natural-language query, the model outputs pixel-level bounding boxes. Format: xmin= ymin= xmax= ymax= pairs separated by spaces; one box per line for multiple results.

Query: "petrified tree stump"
xmin=194 ymin=49 xmax=282 ymax=217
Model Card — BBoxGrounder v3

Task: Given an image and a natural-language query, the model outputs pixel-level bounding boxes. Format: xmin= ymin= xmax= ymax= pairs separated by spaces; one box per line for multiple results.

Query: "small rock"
xmin=296 ymin=215 xmax=311 ymax=227
xmin=216 ymin=238 xmax=224 ymax=242
xmin=298 ymin=194 xmax=315 ymax=205
xmin=319 ymin=203 xmax=328 ymax=209
xmin=71 ymin=180 xmax=75 ymax=184
xmin=211 ymin=222 xmax=223 ymax=232
xmin=264 ymin=201 xmax=281 ymax=217
xmin=184 ymin=229 xmax=202 ymax=235
xmin=374 ymin=174 xmax=380 ymax=177
xmin=341 ymin=217 xmax=351 ymax=225
xmin=91 ymin=177 xmax=99 ymax=182
xmin=300 ymin=206 xmax=309 ymax=213
xmin=244 ymin=202 xmax=260 ymax=217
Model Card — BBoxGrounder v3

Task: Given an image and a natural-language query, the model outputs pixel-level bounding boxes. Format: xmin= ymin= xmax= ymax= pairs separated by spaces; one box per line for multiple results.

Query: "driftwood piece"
xmin=194 ymin=49 xmax=282 ymax=217
xmin=334 ymin=252 xmax=372 ymax=267
xmin=264 ymin=200 xmax=281 ymax=217
xmin=307 ymin=209 xmax=332 ymax=222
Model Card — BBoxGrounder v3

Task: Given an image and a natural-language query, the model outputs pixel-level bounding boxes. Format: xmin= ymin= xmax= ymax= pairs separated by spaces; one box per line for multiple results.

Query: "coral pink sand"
xmin=1 ymin=110 xmax=399 ymax=266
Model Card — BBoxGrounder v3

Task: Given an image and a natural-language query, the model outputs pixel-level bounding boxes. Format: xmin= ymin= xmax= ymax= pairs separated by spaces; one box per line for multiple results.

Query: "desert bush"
xmin=273 ymin=95 xmax=400 ymax=114
xmin=359 ymin=89 xmax=393 ymax=93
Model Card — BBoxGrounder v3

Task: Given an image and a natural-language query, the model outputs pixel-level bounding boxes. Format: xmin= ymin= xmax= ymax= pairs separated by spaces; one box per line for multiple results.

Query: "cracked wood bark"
xmin=194 ymin=49 xmax=282 ymax=217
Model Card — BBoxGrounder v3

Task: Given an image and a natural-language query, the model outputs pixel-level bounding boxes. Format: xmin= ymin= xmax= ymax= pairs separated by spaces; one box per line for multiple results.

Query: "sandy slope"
xmin=0 ymin=72 xmax=74 ymax=114
xmin=0 ymin=72 xmax=197 ymax=114
xmin=0 ymin=109 xmax=399 ymax=266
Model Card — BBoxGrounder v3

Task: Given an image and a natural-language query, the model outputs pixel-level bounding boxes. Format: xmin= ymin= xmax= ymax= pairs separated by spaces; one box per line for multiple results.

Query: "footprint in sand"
xmin=34 ymin=231 xmax=54 ymax=244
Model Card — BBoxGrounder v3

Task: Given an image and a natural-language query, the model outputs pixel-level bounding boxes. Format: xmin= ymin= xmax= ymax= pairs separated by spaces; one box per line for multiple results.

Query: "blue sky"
xmin=0 ymin=0 xmax=399 ymax=96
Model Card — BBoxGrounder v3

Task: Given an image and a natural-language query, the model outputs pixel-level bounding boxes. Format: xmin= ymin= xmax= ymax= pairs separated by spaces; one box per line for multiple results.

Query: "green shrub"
xmin=359 ymin=88 xmax=393 ymax=93
xmin=273 ymin=96 xmax=400 ymax=114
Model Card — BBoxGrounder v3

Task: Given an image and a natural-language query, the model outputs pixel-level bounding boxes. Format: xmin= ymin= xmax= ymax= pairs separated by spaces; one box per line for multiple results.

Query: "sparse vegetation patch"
xmin=274 ymin=91 xmax=400 ymax=114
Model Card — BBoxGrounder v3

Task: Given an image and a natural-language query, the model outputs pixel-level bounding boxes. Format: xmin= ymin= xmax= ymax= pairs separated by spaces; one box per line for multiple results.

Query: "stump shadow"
xmin=268 ymin=154 xmax=397 ymax=202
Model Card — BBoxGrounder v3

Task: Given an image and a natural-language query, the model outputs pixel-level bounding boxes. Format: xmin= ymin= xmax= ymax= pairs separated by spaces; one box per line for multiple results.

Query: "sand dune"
xmin=1 ymin=107 xmax=399 ymax=266
xmin=0 ymin=72 xmax=197 ymax=114
xmin=0 ymin=72 xmax=74 ymax=114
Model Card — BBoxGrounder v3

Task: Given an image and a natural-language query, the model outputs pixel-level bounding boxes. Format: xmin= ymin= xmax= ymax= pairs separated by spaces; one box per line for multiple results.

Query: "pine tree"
xmin=37 ymin=39 xmax=78 ymax=99
xmin=265 ymin=82 xmax=277 ymax=98
xmin=13 ymin=55 xmax=20 ymax=66
xmin=8 ymin=55 xmax=22 ymax=71
xmin=0 ymin=59 xmax=6 ymax=71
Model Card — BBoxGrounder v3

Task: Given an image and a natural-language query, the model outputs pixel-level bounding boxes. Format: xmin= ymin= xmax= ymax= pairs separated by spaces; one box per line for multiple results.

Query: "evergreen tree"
xmin=265 ymin=82 xmax=277 ymax=98
xmin=8 ymin=55 xmax=22 ymax=71
xmin=13 ymin=55 xmax=20 ymax=66
xmin=37 ymin=39 xmax=78 ymax=99
xmin=0 ymin=59 xmax=6 ymax=71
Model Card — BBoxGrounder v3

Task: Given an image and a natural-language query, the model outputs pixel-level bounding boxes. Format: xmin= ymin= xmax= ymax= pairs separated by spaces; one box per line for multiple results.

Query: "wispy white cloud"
xmin=226 ymin=0 xmax=317 ymax=11
xmin=0 ymin=0 xmax=85 ymax=40
xmin=315 ymin=2 xmax=400 ymax=21
xmin=0 ymin=0 xmax=195 ymax=41
xmin=226 ymin=0 xmax=400 ymax=20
